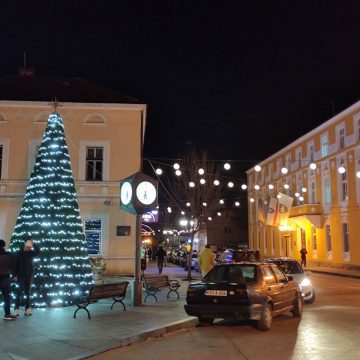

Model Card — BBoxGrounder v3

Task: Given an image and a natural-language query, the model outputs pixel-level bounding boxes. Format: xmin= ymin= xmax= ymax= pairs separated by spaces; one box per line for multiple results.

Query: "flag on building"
xmin=257 ymin=199 xmax=267 ymax=224
xmin=266 ymin=197 xmax=279 ymax=226
xmin=278 ymin=193 xmax=294 ymax=226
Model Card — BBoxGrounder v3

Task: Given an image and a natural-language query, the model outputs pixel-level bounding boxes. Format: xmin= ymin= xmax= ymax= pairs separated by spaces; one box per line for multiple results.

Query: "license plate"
xmin=205 ymin=290 xmax=227 ymax=296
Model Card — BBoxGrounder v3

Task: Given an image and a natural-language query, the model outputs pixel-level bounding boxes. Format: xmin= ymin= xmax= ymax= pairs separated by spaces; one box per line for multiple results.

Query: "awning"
xmin=289 ymin=214 xmax=323 ymax=230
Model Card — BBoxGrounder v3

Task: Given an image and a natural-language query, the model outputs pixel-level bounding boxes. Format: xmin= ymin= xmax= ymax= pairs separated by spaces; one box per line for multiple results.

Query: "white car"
xmin=264 ymin=257 xmax=315 ymax=304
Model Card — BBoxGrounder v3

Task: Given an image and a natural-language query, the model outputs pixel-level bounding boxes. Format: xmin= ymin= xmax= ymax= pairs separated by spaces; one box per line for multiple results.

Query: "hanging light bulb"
xmin=219 ymin=199 xmax=224 ymax=204
xmin=175 ymin=170 xmax=182 ymax=176
xmin=295 ymin=192 xmax=300 ymax=197
xmin=217 ymin=212 xmax=222 ymax=216
xmin=167 ymin=207 xmax=172 ymax=213
xmin=186 ymin=202 xmax=191 ymax=207
xmin=338 ymin=166 xmax=346 ymax=174
xmin=284 ymin=184 xmax=290 ymax=190
xmin=235 ymin=201 xmax=240 ymax=207
xmin=281 ymin=167 xmax=288 ymax=174
xmin=208 ymin=216 xmax=212 ymax=221
xmin=309 ymin=162 xmax=317 ymax=170
xmin=301 ymin=187 xmax=307 ymax=193
xmin=200 ymin=178 xmax=206 ymax=184
xmin=249 ymin=197 xmax=255 ymax=203
xmin=173 ymin=163 xmax=180 ymax=170
xmin=181 ymin=211 xmax=185 ymax=215
xmin=198 ymin=168 xmax=205 ymax=175
xmin=299 ymin=196 xmax=304 ymax=201
xmin=189 ymin=181 xmax=195 ymax=188
xmin=277 ymin=194 xmax=281 ymax=199
xmin=254 ymin=165 xmax=261 ymax=172
xmin=228 ymin=181 xmax=234 ymax=188
xmin=268 ymin=184 xmax=274 ymax=190
xmin=241 ymin=184 xmax=247 ymax=190
xmin=224 ymin=162 xmax=231 ymax=170
xmin=213 ymin=179 xmax=220 ymax=186
xmin=202 ymin=202 xmax=207 ymax=207
xmin=254 ymin=184 xmax=260 ymax=190
xmin=357 ymin=171 xmax=360 ymax=179
xmin=155 ymin=168 xmax=163 ymax=175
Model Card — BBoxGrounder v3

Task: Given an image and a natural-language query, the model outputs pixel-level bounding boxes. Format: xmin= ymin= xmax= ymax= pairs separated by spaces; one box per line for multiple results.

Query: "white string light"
xmin=155 ymin=168 xmax=163 ymax=175
xmin=198 ymin=168 xmax=205 ymax=175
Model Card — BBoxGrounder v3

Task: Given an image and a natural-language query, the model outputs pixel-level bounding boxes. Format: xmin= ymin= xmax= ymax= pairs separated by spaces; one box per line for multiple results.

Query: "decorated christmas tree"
xmin=10 ymin=111 xmax=93 ymax=307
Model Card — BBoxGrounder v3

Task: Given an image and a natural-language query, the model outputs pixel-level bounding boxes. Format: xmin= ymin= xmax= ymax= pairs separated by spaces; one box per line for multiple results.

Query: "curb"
xmin=79 ymin=317 xmax=198 ymax=359
xmin=309 ymin=269 xmax=360 ymax=280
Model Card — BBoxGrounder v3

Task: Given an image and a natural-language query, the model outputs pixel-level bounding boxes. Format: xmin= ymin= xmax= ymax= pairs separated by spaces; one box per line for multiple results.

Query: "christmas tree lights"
xmin=9 ymin=112 xmax=93 ymax=307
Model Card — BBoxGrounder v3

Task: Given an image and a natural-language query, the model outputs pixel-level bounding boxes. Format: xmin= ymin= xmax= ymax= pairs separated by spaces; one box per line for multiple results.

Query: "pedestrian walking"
xmin=147 ymin=248 xmax=153 ymax=263
xmin=300 ymin=247 xmax=307 ymax=267
xmin=156 ymin=246 xmax=166 ymax=274
xmin=0 ymin=239 xmax=17 ymax=320
xmin=13 ymin=239 xmax=40 ymax=316
xmin=198 ymin=245 xmax=215 ymax=277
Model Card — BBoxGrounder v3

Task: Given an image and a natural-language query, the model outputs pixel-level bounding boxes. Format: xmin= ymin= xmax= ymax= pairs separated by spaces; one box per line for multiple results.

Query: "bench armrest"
xmin=168 ymin=279 xmax=180 ymax=290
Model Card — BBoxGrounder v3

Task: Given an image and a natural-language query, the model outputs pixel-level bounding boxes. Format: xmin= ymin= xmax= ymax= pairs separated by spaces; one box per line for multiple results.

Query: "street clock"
xmin=120 ymin=172 xmax=158 ymax=215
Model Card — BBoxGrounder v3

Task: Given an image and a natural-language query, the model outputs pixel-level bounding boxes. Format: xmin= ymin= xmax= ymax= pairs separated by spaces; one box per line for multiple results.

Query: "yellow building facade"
xmin=0 ymin=77 xmax=147 ymax=275
xmin=247 ymin=101 xmax=360 ymax=269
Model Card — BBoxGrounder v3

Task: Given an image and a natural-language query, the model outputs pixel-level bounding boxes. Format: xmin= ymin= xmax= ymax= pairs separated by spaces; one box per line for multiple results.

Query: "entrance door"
xmin=301 ymin=228 xmax=306 ymax=249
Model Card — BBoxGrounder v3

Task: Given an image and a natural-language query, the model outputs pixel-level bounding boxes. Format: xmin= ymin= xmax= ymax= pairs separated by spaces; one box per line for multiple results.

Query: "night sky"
xmin=2 ymin=1 xmax=360 ymax=176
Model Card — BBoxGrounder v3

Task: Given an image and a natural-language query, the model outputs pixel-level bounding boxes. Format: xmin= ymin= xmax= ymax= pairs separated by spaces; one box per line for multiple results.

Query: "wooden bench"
xmin=73 ymin=281 xmax=129 ymax=319
xmin=142 ymin=274 xmax=180 ymax=302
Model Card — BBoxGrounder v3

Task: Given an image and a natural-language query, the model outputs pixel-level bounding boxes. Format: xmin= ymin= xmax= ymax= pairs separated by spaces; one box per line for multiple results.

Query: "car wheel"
xmin=305 ymin=291 xmax=316 ymax=304
xmin=292 ymin=292 xmax=303 ymax=317
xmin=257 ymin=303 xmax=272 ymax=331
xmin=198 ymin=316 xmax=214 ymax=326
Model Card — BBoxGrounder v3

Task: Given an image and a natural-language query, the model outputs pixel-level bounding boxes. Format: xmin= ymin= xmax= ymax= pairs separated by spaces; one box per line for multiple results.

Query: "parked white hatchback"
xmin=264 ymin=257 xmax=315 ymax=304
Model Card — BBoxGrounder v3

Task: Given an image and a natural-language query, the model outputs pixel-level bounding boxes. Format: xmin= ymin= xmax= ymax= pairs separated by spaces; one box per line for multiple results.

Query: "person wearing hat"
xmin=13 ymin=239 xmax=40 ymax=316
xmin=0 ymin=239 xmax=17 ymax=320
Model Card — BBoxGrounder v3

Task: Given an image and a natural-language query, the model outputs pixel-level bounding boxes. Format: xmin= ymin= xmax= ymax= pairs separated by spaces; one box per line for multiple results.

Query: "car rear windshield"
xmin=204 ymin=265 xmax=257 ymax=283
xmin=271 ymin=261 xmax=303 ymax=274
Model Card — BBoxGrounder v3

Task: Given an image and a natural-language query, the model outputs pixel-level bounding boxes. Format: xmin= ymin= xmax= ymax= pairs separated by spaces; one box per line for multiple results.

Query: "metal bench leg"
xmin=167 ymin=289 xmax=180 ymax=299
xmin=144 ymin=293 xmax=157 ymax=303
xmin=73 ymin=306 xmax=91 ymax=319
xmin=111 ymin=298 xmax=126 ymax=311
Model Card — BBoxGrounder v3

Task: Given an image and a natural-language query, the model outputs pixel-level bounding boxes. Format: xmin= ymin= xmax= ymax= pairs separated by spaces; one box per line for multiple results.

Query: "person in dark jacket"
xmin=0 ymin=239 xmax=17 ymax=320
xmin=156 ymin=246 xmax=166 ymax=274
xmin=13 ymin=239 xmax=40 ymax=316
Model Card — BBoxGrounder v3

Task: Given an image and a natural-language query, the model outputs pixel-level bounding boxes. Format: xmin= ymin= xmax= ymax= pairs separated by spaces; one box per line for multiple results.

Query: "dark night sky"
xmin=2 ymin=0 xmax=360 ymax=175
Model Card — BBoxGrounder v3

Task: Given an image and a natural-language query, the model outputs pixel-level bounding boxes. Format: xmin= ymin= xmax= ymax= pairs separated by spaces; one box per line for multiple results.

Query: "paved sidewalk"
xmin=307 ymin=264 xmax=360 ymax=279
xmin=0 ymin=263 xmax=201 ymax=360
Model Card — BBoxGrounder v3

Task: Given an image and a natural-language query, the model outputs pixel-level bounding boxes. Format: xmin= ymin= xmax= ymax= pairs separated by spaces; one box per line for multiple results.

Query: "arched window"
xmin=83 ymin=112 xmax=107 ymax=125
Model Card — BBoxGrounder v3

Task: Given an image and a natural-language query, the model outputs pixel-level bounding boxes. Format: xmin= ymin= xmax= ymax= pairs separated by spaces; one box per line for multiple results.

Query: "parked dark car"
xmin=218 ymin=249 xmax=256 ymax=263
xmin=264 ymin=257 xmax=315 ymax=304
xmin=184 ymin=262 xmax=303 ymax=330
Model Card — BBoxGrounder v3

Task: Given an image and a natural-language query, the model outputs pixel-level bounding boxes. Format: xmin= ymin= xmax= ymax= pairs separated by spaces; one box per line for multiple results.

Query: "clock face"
xmin=136 ymin=181 xmax=157 ymax=205
xmin=120 ymin=181 xmax=133 ymax=205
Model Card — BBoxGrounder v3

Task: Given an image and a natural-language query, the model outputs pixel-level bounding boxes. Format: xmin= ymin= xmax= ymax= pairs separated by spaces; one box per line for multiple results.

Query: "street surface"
xmin=90 ymin=272 xmax=360 ymax=360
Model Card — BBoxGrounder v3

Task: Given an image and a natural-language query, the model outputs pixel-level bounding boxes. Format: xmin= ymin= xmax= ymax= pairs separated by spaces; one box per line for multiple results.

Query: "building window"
xmin=311 ymin=226 xmax=317 ymax=250
xmin=339 ymin=127 xmax=345 ymax=149
xmin=0 ymin=145 xmax=2 ymax=179
xmin=309 ymin=174 xmax=316 ymax=204
xmin=296 ymin=149 xmax=302 ymax=168
xmin=308 ymin=143 xmax=314 ymax=162
xmin=271 ymin=229 xmax=275 ymax=254
xmin=86 ymin=147 xmax=103 ymax=181
xmin=341 ymin=170 xmax=348 ymax=201
xmin=325 ymin=224 xmax=332 ymax=252
xmin=321 ymin=135 xmax=328 ymax=157
xmin=84 ymin=219 xmax=102 ymax=254
xmin=342 ymin=223 xmax=349 ymax=253
xmin=325 ymin=177 xmax=331 ymax=205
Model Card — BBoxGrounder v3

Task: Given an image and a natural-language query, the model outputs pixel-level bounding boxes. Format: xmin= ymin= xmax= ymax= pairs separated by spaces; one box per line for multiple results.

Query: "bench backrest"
xmin=143 ymin=274 xmax=169 ymax=287
xmin=89 ymin=281 xmax=129 ymax=301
